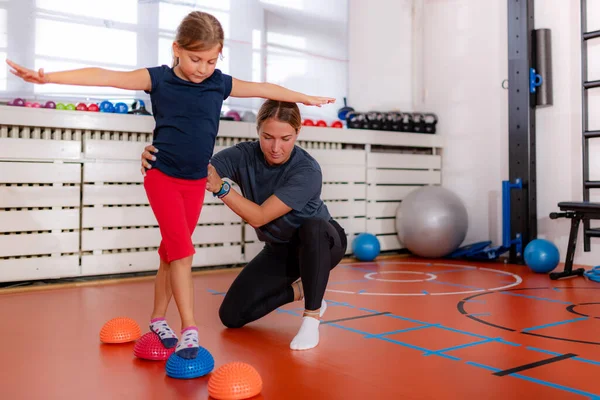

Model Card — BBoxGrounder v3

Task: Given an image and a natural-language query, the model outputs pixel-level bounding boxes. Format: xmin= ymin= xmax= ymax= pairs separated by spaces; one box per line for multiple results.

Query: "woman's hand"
xmin=206 ymin=164 xmax=222 ymax=193
xmin=302 ymin=96 xmax=336 ymax=107
xmin=7 ymin=59 xmax=49 ymax=84
xmin=140 ymin=145 xmax=157 ymax=176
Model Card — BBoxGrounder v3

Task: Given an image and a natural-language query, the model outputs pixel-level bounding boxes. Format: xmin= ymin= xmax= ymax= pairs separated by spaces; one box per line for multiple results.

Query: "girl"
xmin=7 ymin=11 xmax=334 ymax=359
xmin=143 ymin=100 xmax=347 ymax=350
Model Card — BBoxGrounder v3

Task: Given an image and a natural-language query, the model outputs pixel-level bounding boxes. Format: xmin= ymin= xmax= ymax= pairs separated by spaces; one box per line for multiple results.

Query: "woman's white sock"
xmin=290 ymin=300 xmax=327 ymax=350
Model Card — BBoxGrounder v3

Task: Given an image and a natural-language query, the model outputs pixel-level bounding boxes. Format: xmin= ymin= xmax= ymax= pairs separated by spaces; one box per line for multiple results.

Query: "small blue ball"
xmin=352 ymin=233 xmax=380 ymax=262
xmin=524 ymin=239 xmax=560 ymax=273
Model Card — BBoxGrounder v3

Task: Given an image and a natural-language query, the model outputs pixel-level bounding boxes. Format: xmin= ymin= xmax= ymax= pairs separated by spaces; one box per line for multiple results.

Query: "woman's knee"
xmin=218 ymin=302 xmax=245 ymax=329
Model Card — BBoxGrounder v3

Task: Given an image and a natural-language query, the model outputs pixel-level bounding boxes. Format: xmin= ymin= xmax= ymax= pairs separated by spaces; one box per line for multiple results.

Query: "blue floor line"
xmin=521 ymin=317 xmax=588 ymax=332
xmin=424 ymin=338 xmax=494 ymax=356
xmin=364 ymin=324 xmax=435 ymax=338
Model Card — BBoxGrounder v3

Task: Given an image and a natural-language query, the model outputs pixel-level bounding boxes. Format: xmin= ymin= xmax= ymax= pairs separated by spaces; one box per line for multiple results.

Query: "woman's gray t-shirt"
xmin=210 ymin=141 xmax=331 ymax=244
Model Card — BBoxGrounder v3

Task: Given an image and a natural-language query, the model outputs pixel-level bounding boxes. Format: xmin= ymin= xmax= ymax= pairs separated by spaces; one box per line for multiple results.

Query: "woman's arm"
xmin=207 ymin=164 xmax=291 ymax=228
xmin=6 ymin=59 xmax=152 ymax=91
xmin=230 ymin=78 xmax=335 ymax=107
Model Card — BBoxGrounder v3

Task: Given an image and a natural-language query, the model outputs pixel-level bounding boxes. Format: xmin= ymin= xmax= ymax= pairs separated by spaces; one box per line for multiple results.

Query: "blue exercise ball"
xmin=352 ymin=233 xmax=380 ymax=261
xmin=524 ymin=239 xmax=560 ymax=273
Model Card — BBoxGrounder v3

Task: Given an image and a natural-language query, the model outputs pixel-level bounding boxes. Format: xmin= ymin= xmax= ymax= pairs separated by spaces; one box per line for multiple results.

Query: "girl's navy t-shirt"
xmin=145 ymin=65 xmax=232 ymax=180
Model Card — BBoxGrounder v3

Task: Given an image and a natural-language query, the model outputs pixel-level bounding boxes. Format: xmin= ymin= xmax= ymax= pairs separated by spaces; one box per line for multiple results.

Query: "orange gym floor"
xmin=1 ymin=256 xmax=600 ymax=399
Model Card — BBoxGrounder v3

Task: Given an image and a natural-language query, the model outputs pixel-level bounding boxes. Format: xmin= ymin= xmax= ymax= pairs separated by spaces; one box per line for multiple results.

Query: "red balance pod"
xmin=133 ymin=332 xmax=176 ymax=361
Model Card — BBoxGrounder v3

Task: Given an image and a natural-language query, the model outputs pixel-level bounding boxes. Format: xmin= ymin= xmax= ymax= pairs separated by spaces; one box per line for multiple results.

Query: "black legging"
xmin=219 ymin=218 xmax=347 ymax=328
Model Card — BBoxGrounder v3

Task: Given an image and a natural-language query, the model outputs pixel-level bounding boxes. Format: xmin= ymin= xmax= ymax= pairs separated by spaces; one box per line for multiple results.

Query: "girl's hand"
xmin=206 ymin=163 xmax=223 ymax=193
xmin=6 ymin=59 xmax=49 ymax=84
xmin=302 ymin=96 xmax=336 ymax=107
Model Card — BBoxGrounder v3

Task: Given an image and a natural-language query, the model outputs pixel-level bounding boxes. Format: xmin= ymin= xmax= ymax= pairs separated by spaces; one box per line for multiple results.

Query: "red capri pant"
xmin=144 ymin=168 xmax=206 ymax=263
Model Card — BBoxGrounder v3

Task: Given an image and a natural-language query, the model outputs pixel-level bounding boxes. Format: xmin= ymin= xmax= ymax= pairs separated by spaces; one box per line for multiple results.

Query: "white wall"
xmin=347 ymin=0 xmax=600 ymax=266
xmin=348 ymin=0 xmax=413 ymax=112
xmin=420 ymin=0 xmax=508 ymax=247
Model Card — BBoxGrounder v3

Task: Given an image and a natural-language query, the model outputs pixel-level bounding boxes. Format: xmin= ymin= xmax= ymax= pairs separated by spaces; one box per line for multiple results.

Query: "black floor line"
xmin=321 ymin=311 xmax=391 ymax=325
xmin=493 ymin=353 xmax=577 ymax=377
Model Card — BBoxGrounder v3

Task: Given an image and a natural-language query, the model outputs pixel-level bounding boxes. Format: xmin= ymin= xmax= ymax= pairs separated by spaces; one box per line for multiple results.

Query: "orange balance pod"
xmin=208 ymin=362 xmax=263 ymax=400
xmin=133 ymin=332 xmax=175 ymax=360
xmin=99 ymin=317 xmax=142 ymax=344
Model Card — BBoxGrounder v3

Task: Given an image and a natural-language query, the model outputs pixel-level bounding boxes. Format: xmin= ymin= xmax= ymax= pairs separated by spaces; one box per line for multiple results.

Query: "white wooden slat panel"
xmin=245 ymin=225 xmax=259 ymax=242
xmin=84 ymin=162 xmax=142 ymax=183
xmin=81 ymin=246 xmax=243 ymax=276
xmin=0 ymin=138 xmax=81 ymax=160
xmin=82 ymin=142 xmax=228 ymax=163
xmin=367 ymin=185 xmax=421 ymax=201
xmin=192 ymin=225 xmax=241 ymax=244
xmin=244 ymin=242 xmax=264 ymax=261
xmin=367 ymin=219 xmax=397 ymax=235
xmin=0 ymin=209 xmax=79 ymax=233
xmin=0 ymin=232 xmax=79 ymax=257
xmin=82 ymin=184 xmax=222 ymax=205
xmin=367 ymin=152 xmax=441 ymax=169
xmin=321 ymin=184 xmax=366 ymax=200
xmin=0 ymin=162 xmax=81 ymax=184
xmin=336 ymin=217 xmax=366 ymax=234
xmin=199 ymin=205 xmax=242 ymax=224
xmin=0 ymin=186 xmax=79 ymax=208
xmin=83 ymin=185 xmax=148 ymax=205
xmin=82 ymin=204 xmax=240 ymax=228
xmin=304 ymin=149 xmax=366 ymax=166
xmin=325 ymin=201 xmax=366 ymax=217
xmin=0 ymin=256 xmax=79 ymax=282
xmin=84 ymin=139 xmax=151 ymax=161
xmin=367 ymin=202 xmax=401 ymax=218
xmin=367 ymin=169 xmax=441 ymax=185
xmin=322 ymin=166 xmax=366 ymax=182
xmin=82 ymin=207 xmax=156 ymax=228
xmin=82 ymin=225 xmax=242 ymax=251
xmin=377 ymin=234 xmax=402 ymax=251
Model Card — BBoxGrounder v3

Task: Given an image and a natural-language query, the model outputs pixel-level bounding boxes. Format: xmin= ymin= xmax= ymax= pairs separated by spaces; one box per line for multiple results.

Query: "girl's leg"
xmin=290 ymin=218 xmax=347 ymax=350
xmin=148 ymin=258 xmax=178 ymax=348
xmin=151 ymin=258 xmax=173 ymax=319
xmin=170 ymin=178 xmax=205 ymax=358
xmin=219 ymin=243 xmax=299 ymax=328
xmin=144 ymin=169 xmax=205 ymax=358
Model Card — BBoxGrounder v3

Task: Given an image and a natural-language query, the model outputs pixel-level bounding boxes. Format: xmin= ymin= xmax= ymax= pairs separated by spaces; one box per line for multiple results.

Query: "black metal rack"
xmin=580 ymin=0 xmax=600 ymax=251
xmin=507 ymin=0 xmax=537 ymax=264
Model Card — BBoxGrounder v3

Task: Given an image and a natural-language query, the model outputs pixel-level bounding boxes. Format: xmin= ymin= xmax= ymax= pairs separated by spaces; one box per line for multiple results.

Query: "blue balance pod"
xmin=165 ymin=347 xmax=215 ymax=379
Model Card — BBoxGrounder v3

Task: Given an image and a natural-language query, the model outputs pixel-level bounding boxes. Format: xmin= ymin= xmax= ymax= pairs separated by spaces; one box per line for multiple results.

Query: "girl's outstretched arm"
xmin=6 ymin=59 xmax=152 ymax=91
xmin=230 ymin=78 xmax=335 ymax=107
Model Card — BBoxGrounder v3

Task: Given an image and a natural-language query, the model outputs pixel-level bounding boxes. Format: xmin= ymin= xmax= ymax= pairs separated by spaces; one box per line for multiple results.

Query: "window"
xmin=36 ymin=0 xmax=138 ymax=24
xmin=265 ymin=11 xmax=348 ymax=121
xmin=35 ymin=19 xmax=137 ymax=67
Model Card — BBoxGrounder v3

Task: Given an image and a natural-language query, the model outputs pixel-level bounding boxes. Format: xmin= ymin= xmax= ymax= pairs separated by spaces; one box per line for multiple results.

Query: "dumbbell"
xmin=423 ymin=113 xmax=438 ymax=134
xmin=366 ymin=111 xmax=385 ymax=130
xmin=412 ymin=113 xmax=426 ymax=133
xmin=346 ymin=112 xmax=367 ymax=129
xmin=385 ymin=112 xmax=402 ymax=131
xmin=399 ymin=113 xmax=414 ymax=132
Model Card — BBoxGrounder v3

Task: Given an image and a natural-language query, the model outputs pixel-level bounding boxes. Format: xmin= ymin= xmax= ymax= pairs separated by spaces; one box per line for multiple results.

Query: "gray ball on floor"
xmin=395 ymin=186 xmax=468 ymax=258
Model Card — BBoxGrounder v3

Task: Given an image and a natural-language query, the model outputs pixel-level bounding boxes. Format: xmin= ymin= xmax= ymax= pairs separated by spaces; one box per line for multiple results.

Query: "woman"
xmin=141 ymin=100 xmax=347 ymax=350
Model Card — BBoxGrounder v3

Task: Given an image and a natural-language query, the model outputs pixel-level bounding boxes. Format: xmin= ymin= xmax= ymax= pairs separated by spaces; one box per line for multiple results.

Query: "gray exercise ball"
xmin=395 ymin=186 xmax=468 ymax=258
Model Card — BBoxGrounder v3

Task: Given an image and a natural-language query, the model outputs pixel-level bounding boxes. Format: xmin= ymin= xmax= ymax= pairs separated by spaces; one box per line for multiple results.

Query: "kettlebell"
xmin=337 ymin=97 xmax=355 ymax=121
